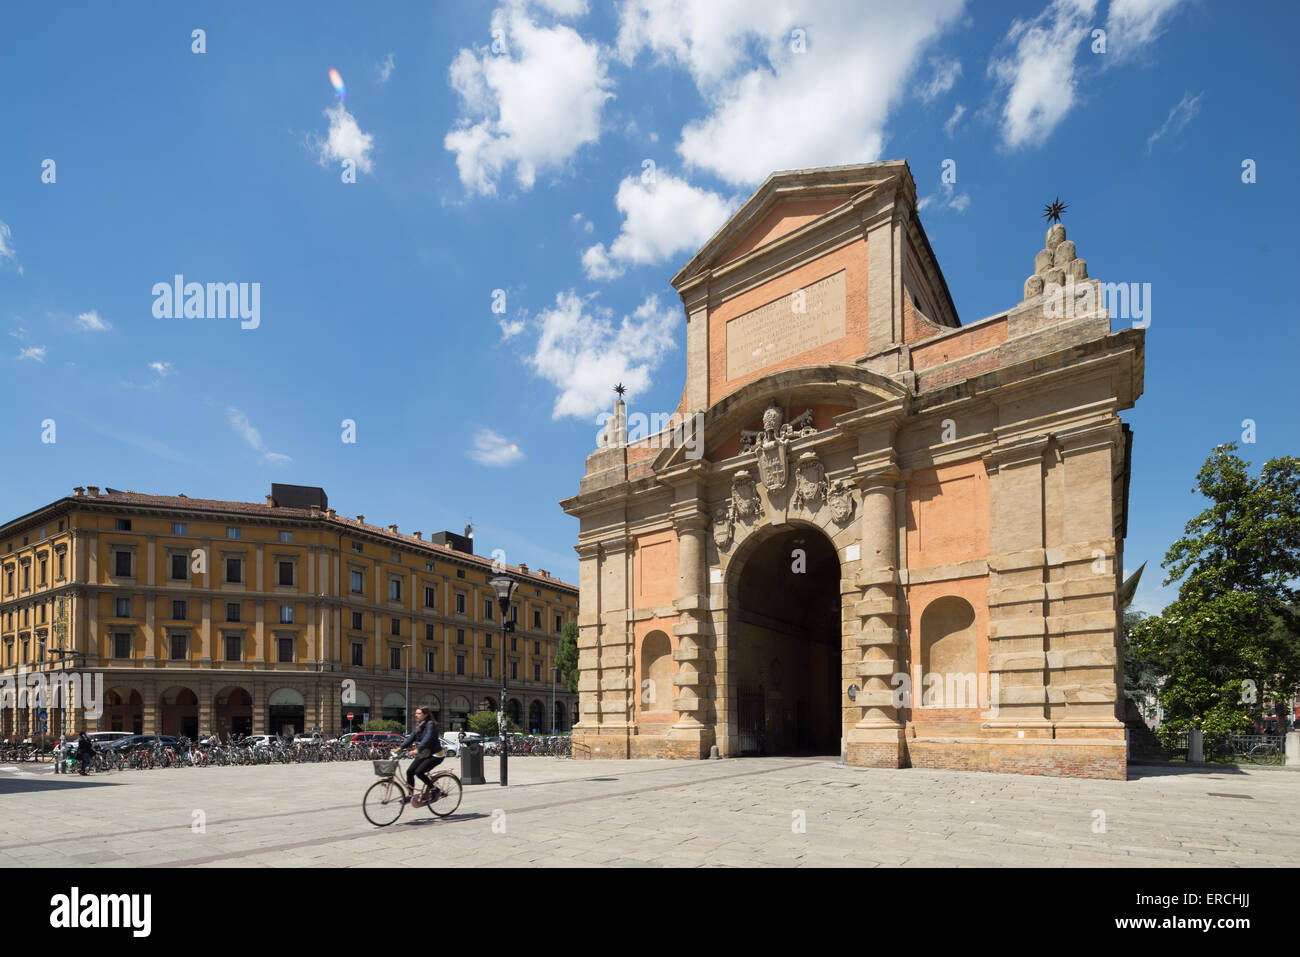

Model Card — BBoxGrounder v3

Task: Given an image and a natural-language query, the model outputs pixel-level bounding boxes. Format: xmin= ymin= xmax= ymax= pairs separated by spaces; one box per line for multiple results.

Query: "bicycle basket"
xmin=372 ymin=759 xmax=398 ymax=777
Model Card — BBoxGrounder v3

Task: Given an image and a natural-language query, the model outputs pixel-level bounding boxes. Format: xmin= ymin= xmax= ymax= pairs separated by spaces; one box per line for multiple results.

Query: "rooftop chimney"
xmin=326 ymin=508 xmax=336 ymax=519
xmin=310 ymin=504 xmax=321 ymax=515
xmin=266 ymin=494 xmax=276 ymax=506
xmin=388 ymin=524 xmax=398 ymax=534
xmin=73 ymin=487 xmax=85 ymax=497
xmin=413 ymin=531 xmax=422 ymax=540
xmin=519 ymin=562 xmax=529 ymax=573
xmin=87 ymin=486 xmax=99 ymax=497
xmin=356 ymin=515 xmax=365 ymax=524
xmin=539 ymin=569 xmax=550 ymax=578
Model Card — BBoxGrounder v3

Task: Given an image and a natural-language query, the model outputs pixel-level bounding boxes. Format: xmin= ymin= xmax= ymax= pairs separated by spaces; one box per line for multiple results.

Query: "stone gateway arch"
xmin=561 ymin=161 xmax=1144 ymax=779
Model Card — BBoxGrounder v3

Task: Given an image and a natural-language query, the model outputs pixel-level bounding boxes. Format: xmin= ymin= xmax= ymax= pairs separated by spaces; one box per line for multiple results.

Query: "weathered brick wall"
xmin=908 ymin=739 xmax=1126 ymax=780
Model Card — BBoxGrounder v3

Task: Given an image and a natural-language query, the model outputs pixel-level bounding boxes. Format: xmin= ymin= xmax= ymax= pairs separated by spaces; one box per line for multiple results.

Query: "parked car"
xmin=441 ymin=732 xmax=484 ymax=756
xmin=348 ymin=732 xmax=405 ymax=749
xmin=85 ymin=732 xmax=132 ymax=746
xmin=103 ymin=734 xmax=180 ymax=752
xmin=243 ymin=735 xmax=277 ymax=748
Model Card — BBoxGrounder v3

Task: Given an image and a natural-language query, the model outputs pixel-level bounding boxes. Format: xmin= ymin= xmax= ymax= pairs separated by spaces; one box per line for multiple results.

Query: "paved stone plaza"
xmin=0 ymin=758 xmax=1295 ymax=867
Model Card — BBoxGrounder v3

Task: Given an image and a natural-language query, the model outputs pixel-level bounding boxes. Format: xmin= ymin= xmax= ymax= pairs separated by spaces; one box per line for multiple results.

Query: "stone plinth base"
xmin=845 ymin=728 xmax=907 ymax=768
xmin=908 ymin=737 xmax=1127 ymax=780
xmin=572 ymin=728 xmax=629 ymax=760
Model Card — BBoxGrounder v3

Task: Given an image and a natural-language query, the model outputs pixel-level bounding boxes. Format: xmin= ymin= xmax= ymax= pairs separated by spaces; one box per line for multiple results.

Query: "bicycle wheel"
xmin=427 ymin=773 xmax=462 ymax=817
xmin=363 ymin=778 xmax=407 ymax=827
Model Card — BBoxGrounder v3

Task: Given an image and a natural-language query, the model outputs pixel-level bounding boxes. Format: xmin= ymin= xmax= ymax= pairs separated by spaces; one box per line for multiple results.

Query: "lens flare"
xmin=328 ymin=68 xmax=346 ymax=99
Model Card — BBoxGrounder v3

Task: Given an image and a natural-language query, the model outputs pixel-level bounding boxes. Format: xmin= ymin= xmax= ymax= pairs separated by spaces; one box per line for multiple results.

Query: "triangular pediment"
xmin=671 ymin=161 xmax=914 ymax=289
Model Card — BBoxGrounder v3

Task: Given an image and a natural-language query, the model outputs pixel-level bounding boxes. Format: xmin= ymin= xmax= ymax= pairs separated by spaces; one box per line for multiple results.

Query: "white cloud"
xmin=527 ymin=291 xmax=679 ymax=419
xmin=468 ymin=428 xmax=525 ymax=466
xmin=989 ymin=0 xmax=1097 ymax=150
xmin=1105 ymin=0 xmax=1188 ymax=61
xmin=226 ymin=406 xmax=292 ymax=466
xmin=921 ymin=56 xmax=962 ymax=101
xmin=75 ymin=310 xmax=111 ymax=332
xmin=17 ymin=346 xmax=45 ymax=362
xmin=917 ymin=180 xmax=970 ymax=214
xmin=149 ymin=361 xmax=176 ymax=377
xmin=378 ymin=52 xmax=395 ymax=83
xmin=943 ymin=103 xmax=966 ymax=136
xmin=311 ymin=103 xmax=375 ymax=174
xmin=445 ymin=0 xmax=613 ymax=195
xmin=0 ymin=220 xmax=14 ymax=262
xmin=582 ymin=170 xmax=737 ymax=280
xmin=616 ymin=0 xmax=965 ymax=186
xmin=1145 ymin=90 xmax=1201 ymax=152
xmin=571 ymin=211 xmax=595 ymax=233
xmin=498 ymin=316 xmax=526 ymax=340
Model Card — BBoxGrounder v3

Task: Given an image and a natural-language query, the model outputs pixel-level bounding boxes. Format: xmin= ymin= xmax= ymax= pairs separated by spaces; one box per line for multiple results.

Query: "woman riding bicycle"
xmin=394 ymin=708 xmax=443 ymax=802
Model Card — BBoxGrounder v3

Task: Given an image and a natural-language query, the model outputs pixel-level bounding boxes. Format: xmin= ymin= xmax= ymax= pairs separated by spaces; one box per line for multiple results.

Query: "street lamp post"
xmin=489 ymin=574 xmax=516 ymax=787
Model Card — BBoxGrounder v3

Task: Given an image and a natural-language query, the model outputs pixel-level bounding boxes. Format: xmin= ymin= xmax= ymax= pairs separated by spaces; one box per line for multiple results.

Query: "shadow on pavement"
xmin=0 ymin=775 xmax=123 ymax=795
xmin=1126 ymin=762 xmax=1251 ymax=780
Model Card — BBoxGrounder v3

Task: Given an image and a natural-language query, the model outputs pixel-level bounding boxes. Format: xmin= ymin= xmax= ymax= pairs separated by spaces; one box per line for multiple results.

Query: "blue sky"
xmin=0 ymin=0 xmax=1295 ymax=610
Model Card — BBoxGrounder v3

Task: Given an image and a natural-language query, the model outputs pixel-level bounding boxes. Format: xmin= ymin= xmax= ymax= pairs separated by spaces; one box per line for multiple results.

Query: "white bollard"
xmin=1286 ymin=731 xmax=1299 ymax=768
xmin=1188 ymin=729 xmax=1204 ymax=763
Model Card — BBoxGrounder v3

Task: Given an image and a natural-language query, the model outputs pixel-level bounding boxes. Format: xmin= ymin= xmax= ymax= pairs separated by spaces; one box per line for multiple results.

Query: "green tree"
xmin=1122 ymin=610 xmax=1162 ymax=716
xmin=1130 ymin=444 xmax=1300 ymax=751
xmin=467 ymin=710 xmax=520 ymax=737
xmin=557 ymin=620 xmax=580 ymax=694
xmin=360 ymin=719 xmax=405 ymax=733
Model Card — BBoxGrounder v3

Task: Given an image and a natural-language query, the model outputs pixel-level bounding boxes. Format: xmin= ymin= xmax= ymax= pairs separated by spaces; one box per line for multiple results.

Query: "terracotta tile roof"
xmin=68 ymin=490 xmax=576 ymax=593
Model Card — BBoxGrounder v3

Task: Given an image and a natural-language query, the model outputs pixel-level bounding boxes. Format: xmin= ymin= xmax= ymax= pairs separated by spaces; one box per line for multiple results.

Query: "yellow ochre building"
xmin=0 ymin=484 xmax=577 ymax=740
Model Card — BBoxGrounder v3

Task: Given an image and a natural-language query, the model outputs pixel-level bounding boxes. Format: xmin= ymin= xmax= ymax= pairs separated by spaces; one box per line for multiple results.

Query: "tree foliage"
xmin=467 ymin=710 xmax=520 ymax=737
xmin=1130 ymin=444 xmax=1300 ymax=748
xmin=557 ymin=620 xmax=580 ymax=695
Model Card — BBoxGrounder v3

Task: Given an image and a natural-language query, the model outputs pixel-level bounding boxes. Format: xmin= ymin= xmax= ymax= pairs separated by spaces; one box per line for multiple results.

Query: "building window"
xmin=20 ymin=563 xmax=29 ymax=589
xmin=225 ymin=558 xmax=242 ymax=584
xmin=173 ymin=523 xmax=187 ymax=535
xmin=352 ymin=541 xmax=364 ymax=553
xmin=170 ymin=554 xmax=187 ymax=580
xmin=350 ymin=570 xmax=364 ymax=593
xmin=534 ymin=641 xmax=541 ymax=655
xmin=390 ymin=617 xmax=401 ymax=636
xmin=485 ymin=633 xmax=492 ymax=649
xmin=279 ymin=604 xmax=294 ymax=625
xmin=456 ymin=654 xmax=465 ymax=676
xmin=510 ymin=636 xmax=518 ymax=652
xmin=456 ymin=629 xmax=465 ymax=645
xmin=113 ymin=632 xmax=132 ymax=659
xmin=172 ymin=600 xmax=187 ymax=620
xmin=424 ymin=623 xmax=435 ymax=641
xmin=226 ymin=527 xmax=241 ymax=539
xmin=510 ymin=603 xmax=518 ymax=623
xmin=115 ymin=597 xmax=131 ymax=617
xmin=389 ymin=579 xmax=401 ymax=602
xmin=351 ymin=643 xmax=364 ymax=667
xmin=455 ymin=593 xmax=466 ymax=615
xmin=279 ymin=531 xmax=293 ymax=543
xmin=555 ymin=614 xmax=562 ymax=633
xmin=278 ymin=637 xmax=293 ymax=662
xmin=533 ymin=610 xmax=541 ymax=630
xmin=278 ymin=561 xmax=294 ymax=586
xmin=4 ymin=568 xmax=11 ymax=592
xmin=425 ymin=561 xmax=435 ymax=572
xmin=116 ymin=519 xmax=132 ymax=531
xmin=390 ymin=646 xmax=402 ymax=670
xmin=484 ymin=598 xmax=493 ymax=620
xmin=226 ymin=602 xmax=241 ymax=622
xmin=56 ymin=552 xmax=65 ymax=580
xmin=456 ymin=569 xmax=465 ymax=579
xmin=170 ymin=633 xmax=187 ymax=660
xmin=424 ymin=585 xmax=436 ymax=608
xmin=533 ymin=661 xmax=541 ymax=682
xmin=224 ymin=636 xmax=241 ymax=661
xmin=484 ymin=656 xmax=494 ymax=679
xmin=425 ymin=651 xmax=436 ymax=673
xmin=351 ymin=611 xmax=363 ymax=630
xmin=510 ymin=660 xmax=519 ymax=680
xmin=38 ymin=558 xmax=47 ymax=585
xmin=113 ymin=551 xmax=132 ymax=577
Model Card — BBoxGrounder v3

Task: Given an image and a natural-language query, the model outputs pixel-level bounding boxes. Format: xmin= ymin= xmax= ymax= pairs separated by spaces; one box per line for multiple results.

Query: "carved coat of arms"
xmin=827 ymin=479 xmax=855 ymax=524
xmin=792 ymin=452 xmax=827 ymax=510
xmin=740 ymin=402 xmax=817 ymax=492
xmin=732 ymin=470 xmax=762 ymax=520
xmin=712 ymin=504 xmax=733 ymax=549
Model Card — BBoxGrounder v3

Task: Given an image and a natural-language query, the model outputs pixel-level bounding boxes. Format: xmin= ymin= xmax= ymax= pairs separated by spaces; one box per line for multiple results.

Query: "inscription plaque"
xmin=725 ymin=270 xmax=846 ymax=380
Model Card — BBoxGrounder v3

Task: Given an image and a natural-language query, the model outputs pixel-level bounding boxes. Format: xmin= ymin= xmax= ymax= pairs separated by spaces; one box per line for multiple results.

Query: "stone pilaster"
xmin=669 ymin=505 xmax=714 ymax=758
xmin=983 ymin=437 xmax=1052 ymax=734
xmin=846 ymin=469 xmax=907 ymax=767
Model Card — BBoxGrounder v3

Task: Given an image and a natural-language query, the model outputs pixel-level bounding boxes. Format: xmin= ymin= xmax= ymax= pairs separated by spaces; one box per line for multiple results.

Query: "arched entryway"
xmin=382 ymin=692 xmax=407 ymax=728
xmin=507 ymin=698 xmax=521 ymax=727
xmin=267 ymin=687 xmax=305 ymax=736
xmin=528 ymin=700 xmax=544 ymax=733
xmin=728 ymin=524 xmax=842 ymax=756
xmin=214 ymin=686 xmax=252 ymax=737
xmin=448 ymin=695 xmax=471 ymax=731
xmin=554 ymin=701 xmax=567 ymax=732
xmin=159 ymin=686 xmax=199 ymax=739
xmin=106 ymin=689 xmax=144 ymax=734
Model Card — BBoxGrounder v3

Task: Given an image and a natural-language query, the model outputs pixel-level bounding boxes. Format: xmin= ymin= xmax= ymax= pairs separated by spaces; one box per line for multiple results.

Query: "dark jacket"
xmin=76 ymin=736 xmax=94 ymax=757
xmin=399 ymin=719 xmax=439 ymax=753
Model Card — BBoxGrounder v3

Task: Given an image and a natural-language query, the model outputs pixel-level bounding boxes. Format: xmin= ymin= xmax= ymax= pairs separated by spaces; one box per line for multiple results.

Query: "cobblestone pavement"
xmin=1 ymin=757 xmax=1295 ymax=867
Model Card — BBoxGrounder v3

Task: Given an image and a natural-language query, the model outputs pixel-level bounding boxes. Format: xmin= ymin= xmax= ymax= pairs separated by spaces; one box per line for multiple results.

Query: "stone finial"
xmin=1045 ymin=223 xmax=1066 ymax=250
xmin=1022 ymin=221 xmax=1091 ymax=300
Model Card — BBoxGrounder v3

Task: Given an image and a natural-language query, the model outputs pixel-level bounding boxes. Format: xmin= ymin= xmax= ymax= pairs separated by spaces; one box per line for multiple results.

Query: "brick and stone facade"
xmin=561 ymin=161 xmax=1144 ymax=779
